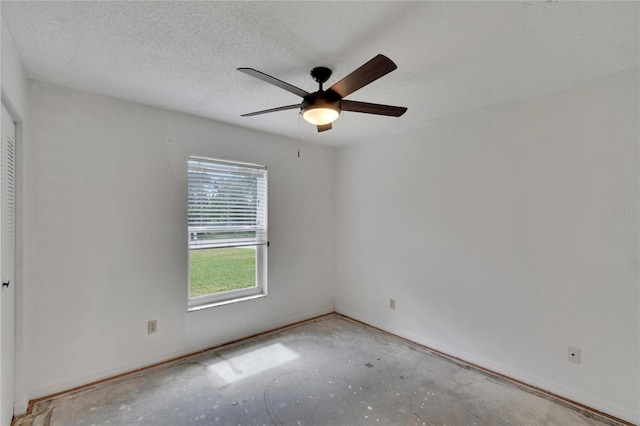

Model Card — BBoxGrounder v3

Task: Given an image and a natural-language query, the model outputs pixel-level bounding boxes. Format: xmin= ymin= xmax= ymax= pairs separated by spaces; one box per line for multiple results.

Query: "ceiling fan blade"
xmin=241 ymin=104 xmax=300 ymax=117
xmin=341 ymin=100 xmax=407 ymax=117
xmin=238 ymin=68 xmax=310 ymax=98
xmin=317 ymin=123 xmax=332 ymax=132
xmin=327 ymin=54 xmax=397 ymax=98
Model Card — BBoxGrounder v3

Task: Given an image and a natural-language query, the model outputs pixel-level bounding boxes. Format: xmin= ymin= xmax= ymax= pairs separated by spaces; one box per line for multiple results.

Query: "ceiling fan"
xmin=238 ymin=54 xmax=407 ymax=132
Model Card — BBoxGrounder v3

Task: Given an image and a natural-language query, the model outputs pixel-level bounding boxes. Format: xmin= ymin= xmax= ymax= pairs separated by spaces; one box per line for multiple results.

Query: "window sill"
xmin=187 ymin=293 xmax=267 ymax=312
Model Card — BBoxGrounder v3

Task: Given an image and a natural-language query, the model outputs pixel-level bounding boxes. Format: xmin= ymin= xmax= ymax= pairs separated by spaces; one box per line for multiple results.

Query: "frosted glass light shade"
xmin=302 ymin=107 xmax=340 ymax=125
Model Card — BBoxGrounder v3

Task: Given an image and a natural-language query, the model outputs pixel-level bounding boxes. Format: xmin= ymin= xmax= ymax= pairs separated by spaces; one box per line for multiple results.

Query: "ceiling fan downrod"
xmin=310 ymin=66 xmax=332 ymax=91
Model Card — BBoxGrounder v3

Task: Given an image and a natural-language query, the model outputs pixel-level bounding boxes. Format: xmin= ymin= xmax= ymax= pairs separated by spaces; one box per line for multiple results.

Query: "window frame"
xmin=187 ymin=156 xmax=268 ymax=311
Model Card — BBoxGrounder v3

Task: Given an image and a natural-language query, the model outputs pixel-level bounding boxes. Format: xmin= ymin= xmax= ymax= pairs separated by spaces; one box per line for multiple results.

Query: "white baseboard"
xmin=335 ymin=306 xmax=638 ymax=425
xmin=13 ymin=397 xmax=28 ymax=419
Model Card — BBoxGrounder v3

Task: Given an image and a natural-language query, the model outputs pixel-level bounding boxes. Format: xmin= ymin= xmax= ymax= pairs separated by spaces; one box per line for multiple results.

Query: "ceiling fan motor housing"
xmin=302 ymin=92 xmax=340 ymax=110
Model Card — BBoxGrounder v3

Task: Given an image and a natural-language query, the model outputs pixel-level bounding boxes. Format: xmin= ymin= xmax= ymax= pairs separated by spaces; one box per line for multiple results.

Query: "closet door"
xmin=0 ymin=104 xmax=16 ymax=425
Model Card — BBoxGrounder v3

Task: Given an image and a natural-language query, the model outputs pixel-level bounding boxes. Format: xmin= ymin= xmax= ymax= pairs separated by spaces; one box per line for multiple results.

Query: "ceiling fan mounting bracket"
xmin=310 ymin=66 xmax=332 ymax=90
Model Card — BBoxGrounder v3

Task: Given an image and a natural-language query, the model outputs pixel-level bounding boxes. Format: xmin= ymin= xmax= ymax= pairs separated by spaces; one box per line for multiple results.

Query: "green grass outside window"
xmin=190 ymin=247 xmax=256 ymax=297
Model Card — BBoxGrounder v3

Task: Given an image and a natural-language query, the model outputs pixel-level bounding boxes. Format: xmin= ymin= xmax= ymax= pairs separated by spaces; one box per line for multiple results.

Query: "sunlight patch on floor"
xmin=207 ymin=343 xmax=298 ymax=384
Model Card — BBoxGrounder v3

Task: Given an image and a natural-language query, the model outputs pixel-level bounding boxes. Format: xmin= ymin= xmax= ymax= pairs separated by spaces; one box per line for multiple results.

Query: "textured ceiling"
xmin=2 ymin=1 xmax=638 ymax=146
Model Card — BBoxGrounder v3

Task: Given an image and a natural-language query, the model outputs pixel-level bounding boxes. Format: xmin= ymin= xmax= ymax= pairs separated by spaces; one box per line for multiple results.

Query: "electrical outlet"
xmin=389 ymin=298 xmax=396 ymax=310
xmin=148 ymin=320 xmax=157 ymax=334
xmin=568 ymin=346 xmax=580 ymax=364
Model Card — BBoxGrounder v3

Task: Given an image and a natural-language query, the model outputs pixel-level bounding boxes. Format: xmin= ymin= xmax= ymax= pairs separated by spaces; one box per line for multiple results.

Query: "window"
xmin=187 ymin=156 xmax=267 ymax=310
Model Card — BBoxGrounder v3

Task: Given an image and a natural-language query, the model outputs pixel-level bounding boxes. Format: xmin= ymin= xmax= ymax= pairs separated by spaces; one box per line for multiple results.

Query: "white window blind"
xmin=188 ymin=157 xmax=267 ymax=250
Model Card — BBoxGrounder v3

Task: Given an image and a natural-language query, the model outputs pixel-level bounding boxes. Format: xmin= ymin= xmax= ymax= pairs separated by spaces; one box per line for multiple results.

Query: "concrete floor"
xmin=15 ymin=315 xmax=619 ymax=426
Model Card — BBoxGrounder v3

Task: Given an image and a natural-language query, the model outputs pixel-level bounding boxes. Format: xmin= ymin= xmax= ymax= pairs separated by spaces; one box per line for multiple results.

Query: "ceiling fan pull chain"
xmin=297 ymin=113 xmax=301 ymax=158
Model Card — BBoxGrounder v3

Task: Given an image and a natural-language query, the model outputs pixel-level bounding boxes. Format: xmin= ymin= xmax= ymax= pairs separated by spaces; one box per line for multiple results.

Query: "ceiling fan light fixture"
xmin=301 ymin=98 xmax=340 ymax=125
xmin=302 ymin=106 xmax=340 ymax=125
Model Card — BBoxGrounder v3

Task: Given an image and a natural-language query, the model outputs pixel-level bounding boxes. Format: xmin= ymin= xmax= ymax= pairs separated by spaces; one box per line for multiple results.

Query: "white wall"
xmin=1 ymin=16 xmax=30 ymax=420
xmin=15 ymin=62 xmax=639 ymax=423
xmin=1 ymin=17 xmax=29 ymax=117
xmin=22 ymin=81 xmax=335 ymax=405
xmin=335 ymin=68 xmax=639 ymax=423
